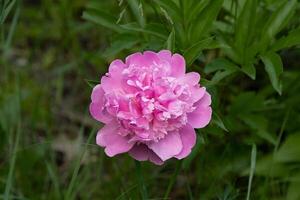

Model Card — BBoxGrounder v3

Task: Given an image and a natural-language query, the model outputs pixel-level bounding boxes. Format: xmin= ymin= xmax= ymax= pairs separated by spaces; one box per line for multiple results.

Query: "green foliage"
xmin=1 ymin=0 xmax=300 ymax=199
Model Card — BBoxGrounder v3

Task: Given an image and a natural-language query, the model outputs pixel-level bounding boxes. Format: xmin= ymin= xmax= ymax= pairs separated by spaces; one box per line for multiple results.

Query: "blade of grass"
xmin=3 ymin=0 xmax=20 ymax=54
xmin=3 ymin=122 xmax=20 ymax=200
xmin=64 ymin=128 xmax=96 ymax=199
xmin=45 ymin=161 xmax=61 ymax=199
xmin=246 ymin=144 xmax=257 ymax=200
xmin=4 ymin=69 xmax=21 ymax=200
xmin=164 ymin=161 xmax=182 ymax=199
xmin=135 ymin=161 xmax=148 ymax=200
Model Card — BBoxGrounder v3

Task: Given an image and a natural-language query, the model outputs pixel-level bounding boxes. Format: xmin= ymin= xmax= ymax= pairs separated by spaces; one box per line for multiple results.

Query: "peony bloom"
xmin=90 ymin=50 xmax=212 ymax=165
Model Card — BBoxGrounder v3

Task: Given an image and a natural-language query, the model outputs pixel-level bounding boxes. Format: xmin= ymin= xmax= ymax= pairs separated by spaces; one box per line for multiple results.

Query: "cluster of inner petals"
xmin=100 ymin=54 xmax=201 ymax=143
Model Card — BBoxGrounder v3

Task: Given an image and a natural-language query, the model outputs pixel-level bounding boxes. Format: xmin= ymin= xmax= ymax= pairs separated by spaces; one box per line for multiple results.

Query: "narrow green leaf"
xmin=152 ymin=0 xmax=181 ymax=22
xmin=240 ymin=114 xmax=276 ymax=145
xmin=241 ymin=63 xmax=256 ymax=80
xmin=234 ymin=0 xmax=257 ymax=52
xmin=205 ymin=58 xmax=238 ymax=84
xmin=275 ymin=132 xmax=300 ymax=162
xmin=103 ymin=34 xmax=139 ymax=57
xmin=259 ymin=0 xmax=297 ymax=52
xmin=182 ymin=134 xmax=205 ymax=170
xmin=246 ymin=144 xmax=257 ymax=200
xmin=189 ymin=0 xmax=223 ymax=41
xmin=260 ymin=52 xmax=283 ymax=95
xmin=212 ymin=112 xmax=229 ymax=132
xmin=127 ymin=0 xmax=145 ymax=28
xmin=265 ymin=0 xmax=297 ymax=40
xmin=0 ymin=0 xmax=16 ymax=25
xmin=65 ymin=128 xmax=96 ymax=199
xmin=186 ymin=0 xmax=209 ymax=22
xmin=183 ymin=37 xmax=213 ymax=65
xmin=271 ymin=28 xmax=300 ymax=51
xmin=85 ymin=79 xmax=98 ymax=88
xmin=287 ymin=182 xmax=300 ymax=200
xmin=3 ymin=0 xmax=19 ymax=53
xmin=166 ymin=28 xmax=175 ymax=52
xmin=120 ymin=23 xmax=168 ymax=39
xmin=82 ymin=10 xmax=124 ymax=32
xmin=204 ymin=58 xmax=238 ymax=74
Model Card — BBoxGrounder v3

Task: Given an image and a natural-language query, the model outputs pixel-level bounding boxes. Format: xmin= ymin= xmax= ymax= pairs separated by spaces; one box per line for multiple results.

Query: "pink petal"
xmin=196 ymin=92 xmax=211 ymax=107
xmin=179 ymin=72 xmax=200 ymax=86
xmin=129 ymin=144 xmax=149 ymax=161
xmin=96 ymin=121 xmax=134 ymax=157
xmin=158 ymin=50 xmax=172 ymax=62
xmin=188 ymin=105 xmax=212 ymax=128
xmin=148 ymin=132 xmax=183 ymax=161
xmin=129 ymin=144 xmax=164 ymax=165
xmin=175 ymin=124 xmax=196 ymax=159
xmin=148 ymin=151 xmax=164 ymax=165
xmin=143 ymin=51 xmax=160 ymax=64
xmin=89 ymin=85 xmax=112 ymax=123
xmin=170 ymin=53 xmax=185 ymax=77
xmin=101 ymin=60 xmax=127 ymax=93
xmin=190 ymin=87 xmax=206 ymax=103
xmin=125 ymin=52 xmax=143 ymax=66
xmin=108 ymin=59 xmax=126 ymax=75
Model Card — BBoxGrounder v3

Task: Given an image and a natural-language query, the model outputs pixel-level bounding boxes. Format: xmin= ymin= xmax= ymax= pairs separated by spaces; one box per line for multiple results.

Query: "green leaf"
xmin=120 ymin=23 xmax=168 ymax=39
xmin=265 ymin=0 xmax=297 ymax=39
xmin=0 ymin=0 xmax=16 ymax=25
xmin=287 ymin=182 xmax=300 ymax=200
xmin=205 ymin=58 xmax=239 ymax=74
xmin=82 ymin=10 xmax=124 ymax=32
xmin=85 ymin=79 xmax=98 ymax=88
xmin=260 ymin=52 xmax=283 ymax=95
xmin=241 ymin=63 xmax=256 ymax=80
xmin=103 ymin=34 xmax=139 ymax=57
xmin=182 ymin=134 xmax=205 ymax=170
xmin=240 ymin=114 xmax=276 ymax=145
xmin=246 ymin=144 xmax=257 ymax=200
xmin=250 ymin=156 xmax=288 ymax=178
xmin=275 ymin=133 xmax=300 ymax=162
xmin=189 ymin=0 xmax=224 ymax=41
xmin=271 ymin=28 xmax=300 ymax=51
xmin=186 ymin=0 xmax=209 ymax=22
xmin=183 ymin=37 xmax=213 ymax=65
xmin=166 ymin=28 xmax=175 ymax=52
xmin=212 ymin=112 xmax=229 ymax=132
xmin=229 ymin=92 xmax=265 ymax=115
xmin=204 ymin=58 xmax=239 ymax=85
xmin=127 ymin=0 xmax=146 ymax=28
xmin=260 ymin=0 xmax=297 ymax=51
xmin=234 ymin=0 xmax=257 ymax=53
xmin=152 ymin=0 xmax=181 ymax=22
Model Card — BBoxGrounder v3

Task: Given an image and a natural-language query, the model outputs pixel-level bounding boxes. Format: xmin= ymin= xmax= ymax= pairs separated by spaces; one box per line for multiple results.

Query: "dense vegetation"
xmin=1 ymin=0 xmax=300 ymax=199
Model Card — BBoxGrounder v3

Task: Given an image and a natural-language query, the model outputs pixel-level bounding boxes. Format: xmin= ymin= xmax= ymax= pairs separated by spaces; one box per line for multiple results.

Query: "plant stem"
xmin=164 ymin=161 xmax=182 ymax=199
xmin=135 ymin=161 xmax=148 ymax=200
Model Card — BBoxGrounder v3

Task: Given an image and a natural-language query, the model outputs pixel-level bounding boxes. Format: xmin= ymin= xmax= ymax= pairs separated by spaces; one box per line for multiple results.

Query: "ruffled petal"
xmin=96 ymin=121 xmax=134 ymax=157
xmin=129 ymin=144 xmax=164 ymax=165
xmin=148 ymin=132 xmax=183 ymax=161
xmin=170 ymin=53 xmax=185 ymax=77
xmin=190 ymin=87 xmax=206 ymax=103
xmin=179 ymin=72 xmax=200 ymax=86
xmin=175 ymin=124 xmax=196 ymax=159
xmin=158 ymin=50 xmax=172 ymax=62
xmin=89 ymin=85 xmax=112 ymax=123
xmin=188 ymin=101 xmax=212 ymax=129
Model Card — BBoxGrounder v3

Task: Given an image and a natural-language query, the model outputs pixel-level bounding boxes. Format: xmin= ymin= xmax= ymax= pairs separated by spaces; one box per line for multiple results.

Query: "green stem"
xmin=164 ymin=161 xmax=182 ymax=199
xmin=135 ymin=161 xmax=148 ymax=200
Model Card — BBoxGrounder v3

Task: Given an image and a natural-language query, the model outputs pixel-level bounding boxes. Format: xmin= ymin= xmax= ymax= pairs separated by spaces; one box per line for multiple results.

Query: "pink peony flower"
xmin=90 ymin=50 xmax=212 ymax=165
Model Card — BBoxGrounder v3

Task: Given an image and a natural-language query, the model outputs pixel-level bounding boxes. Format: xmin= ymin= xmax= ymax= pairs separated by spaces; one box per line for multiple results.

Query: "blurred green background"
xmin=1 ymin=0 xmax=300 ymax=199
